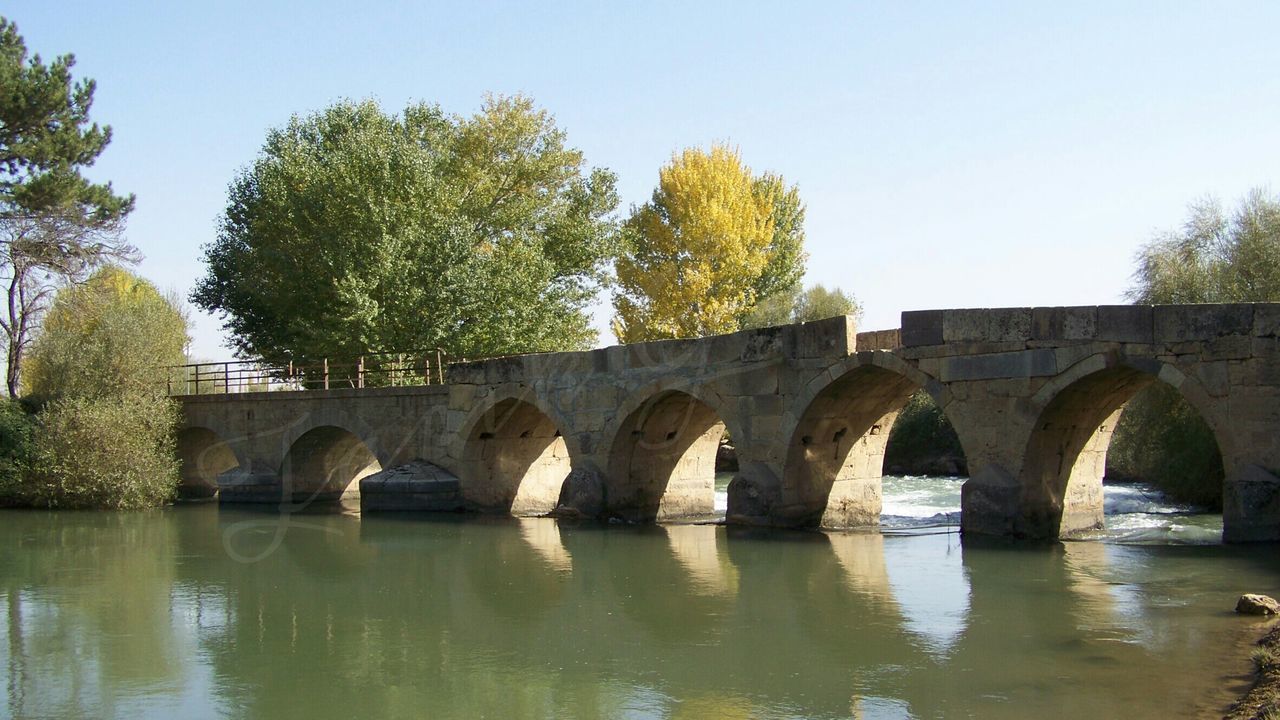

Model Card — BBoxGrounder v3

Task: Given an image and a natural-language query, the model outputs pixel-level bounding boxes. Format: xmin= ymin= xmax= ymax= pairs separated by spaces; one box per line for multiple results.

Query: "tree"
xmin=1128 ymin=190 xmax=1280 ymax=304
xmin=746 ymin=172 xmax=807 ymax=319
xmin=612 ymin=144 xmax=807 ymax=342
xmin=192 ymin=95 xmax=619 ymax=364
xmin=742 ymin=283 xmax=862 ymax=329
xmin=1112 ymin=190 xmax=1280 ymax=509
xmin=24 ymin=266 xmax=188 ymax=402
xmin=14 ymin=266 xmax=187 ymax=508
xmin=0 ymin=17 xmax=137 ymax=397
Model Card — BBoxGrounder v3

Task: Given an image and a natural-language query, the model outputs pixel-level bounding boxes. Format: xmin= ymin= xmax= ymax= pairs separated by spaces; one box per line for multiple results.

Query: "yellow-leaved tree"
xmin=612 ymin=144 xmax=804 ymax=342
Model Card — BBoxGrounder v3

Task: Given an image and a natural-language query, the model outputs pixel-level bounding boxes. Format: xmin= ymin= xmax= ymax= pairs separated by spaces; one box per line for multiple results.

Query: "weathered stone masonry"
xmin=178 ymin=304 xmax=1280 ymax=542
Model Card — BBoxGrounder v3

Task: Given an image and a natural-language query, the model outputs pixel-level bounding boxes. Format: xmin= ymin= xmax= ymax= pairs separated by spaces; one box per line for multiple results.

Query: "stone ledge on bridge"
xmin=361 ymin=461 xmax=464 ymax=512
xmin=898 ymin=303 xmax=1280 ymax=382
xmin=903 ymin=304 xmax=1280 ymax=347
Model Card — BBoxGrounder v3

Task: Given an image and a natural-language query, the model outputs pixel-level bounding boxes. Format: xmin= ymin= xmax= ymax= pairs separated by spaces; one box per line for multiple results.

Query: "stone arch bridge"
xmin=178 ymin=304 xmax=1280 ymax=542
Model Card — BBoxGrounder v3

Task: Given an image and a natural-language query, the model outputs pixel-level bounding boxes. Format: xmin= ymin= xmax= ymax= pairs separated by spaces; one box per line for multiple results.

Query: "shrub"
xmin=21 ymin=394 xmax=179 ymax=509
xmin=13 ymin=266 xmax=188 ymax=509
xmin=0 ymin=398 xmax=36 ymax=501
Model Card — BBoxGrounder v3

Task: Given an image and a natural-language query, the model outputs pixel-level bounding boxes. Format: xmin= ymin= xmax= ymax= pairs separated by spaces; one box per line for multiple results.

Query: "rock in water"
xmin=1236 ymin=594 xmax=1280 ymax=615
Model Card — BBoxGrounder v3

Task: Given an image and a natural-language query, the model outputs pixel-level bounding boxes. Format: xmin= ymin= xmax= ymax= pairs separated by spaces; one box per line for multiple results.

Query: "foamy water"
xmin=714 ymin=474 xmax=1223 ymax=543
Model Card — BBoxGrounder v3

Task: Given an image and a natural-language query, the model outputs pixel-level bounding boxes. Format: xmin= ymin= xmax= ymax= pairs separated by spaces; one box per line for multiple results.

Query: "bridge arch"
xmin=176 ymin=426 xmax=242 ymax=498
xmin=779 ymin=352 xmax=950 ymax=528
xmin=459 ymin=393 xmax=574 ymax=515
xmin=280 ymin=424 xmax=384 ymax=502
xmin=1010 ymin=351 xmax=1228 ymax=539
xmin=605 ymin=384 xmax=740 ymax=522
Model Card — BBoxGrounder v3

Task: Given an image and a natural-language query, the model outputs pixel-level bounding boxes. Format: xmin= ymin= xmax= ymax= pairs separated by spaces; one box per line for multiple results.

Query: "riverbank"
xmin=1227 ymin=623 xmax=1280 ymax=719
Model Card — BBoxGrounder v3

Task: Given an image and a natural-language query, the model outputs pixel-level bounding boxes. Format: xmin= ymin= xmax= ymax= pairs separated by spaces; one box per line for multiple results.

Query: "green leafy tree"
xmin=747 ymin=173 xmax=807 ymax=315
xmin=0 ymin=17 xmax=137 ymax=397
xmin=1111 ymin=190 xmax=1280 ymax=508
xmin=612 ymin=144 xmax=807 ymax=342
xmin=13 ymin=267 xmax=187 ymax=508
xmin=742 ymin=283 xmax=861 ymax=328
xmin=192 ymin=95 xmax=619 ymax=364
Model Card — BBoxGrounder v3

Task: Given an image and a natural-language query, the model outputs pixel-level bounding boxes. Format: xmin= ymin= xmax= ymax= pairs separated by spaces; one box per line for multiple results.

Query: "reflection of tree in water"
xmin=0 ymin=511 xmax=183 ymax=717
xmin=188 ymin=511 xmax=645 ymax=719
xmin=18 ymin=507 xmax=1259 ymax=719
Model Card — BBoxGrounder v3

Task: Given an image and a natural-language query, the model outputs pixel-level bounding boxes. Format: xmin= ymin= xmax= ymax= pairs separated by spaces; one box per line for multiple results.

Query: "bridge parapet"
xmin=446 ymin=315 xmax=858 ymax=387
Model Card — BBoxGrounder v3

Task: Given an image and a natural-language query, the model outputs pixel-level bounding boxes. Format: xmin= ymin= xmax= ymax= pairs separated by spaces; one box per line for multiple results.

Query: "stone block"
xmin=605 ymin=344 xmax=632 ymax=372
xmin=855 ymin=329 xmax=901 ymax=351
xmin=482 ymin=355 xmax=527 ymax=384
xmin=721 ymin=361 xmax=778 ymax=394
xmin=733 ymin=327 xmax=784 ymax=364
xmin=448 ymin=384 xmax=476 ymax=412
xmin=1096 ymin=305 xmax=1153 ymax=343
xmin=791 ymin=315 xmax=856 ymax=359
xmin=1233 ymin=356 xmax=1280 ymax=389
xmin=704 ymin=331 xmax=747 ymax=364
xmin=447 ymin=362 xmax=486 ymax=384
xmin=939 ymin=349 xmax=1057 ymax=382
xmin=1032 ymin=306 xmax=1097 ymax=341
xmin=942 ymin=308 xmax=1032 ymax=343
xmin=576 ymin=384 xmax=622 ymax=412
xmin=750 ymin=393 xmax=785 ymax=417
xmin=1195 ymin=361 xmax=1231 ymax=397
xmin=1201 ymin=335 xmax=1254 ymax=361
xmin=541 ymin=350 xmax=590 ymax=381
xmin=591 ymin=348 xmax=609 ymax=374
xmin=1154 ymin=304 xmax=1253 ymax=343
xmin=899 ymin=339 xmax=1027 ymax=360
xmin=901 ymin=309 xmax=944 ymax=347
xmin=1051 ymin=344 xmax=1099 ymax=374
xmin=1253 ymin=304 xmax=1280 ymax=338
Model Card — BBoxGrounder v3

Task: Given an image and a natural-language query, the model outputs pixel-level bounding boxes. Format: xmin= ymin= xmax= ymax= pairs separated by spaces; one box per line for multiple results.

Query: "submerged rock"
xmin=716 ymin=442 xmax=738 ymax=473
xmin=1236 ymin=594 xmax=1280 ymax=615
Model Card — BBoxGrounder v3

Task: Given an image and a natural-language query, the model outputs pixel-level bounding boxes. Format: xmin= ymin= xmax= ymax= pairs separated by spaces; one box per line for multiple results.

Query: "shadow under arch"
xmin=606 ymin=389 xmax=731 ymax=522
xmin=1009 ymin=352 xmax=1227 ymax=539
xmin=780 ymin=357 xmax=937 ymax=528
xmin=459 ymin=397 xmax=573 ymax=515
xmin=281 ymin=425 xmax=383 ymax=502
xmin=176 ymin=426 xmax=241 ymax=498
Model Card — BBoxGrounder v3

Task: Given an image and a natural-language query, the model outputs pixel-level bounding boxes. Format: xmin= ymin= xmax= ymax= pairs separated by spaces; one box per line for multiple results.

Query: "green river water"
xmin=0 ymin=477 xmax=1276 ymax=719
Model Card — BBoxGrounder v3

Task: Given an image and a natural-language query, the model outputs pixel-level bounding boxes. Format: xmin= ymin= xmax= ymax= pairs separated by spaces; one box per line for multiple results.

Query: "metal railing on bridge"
xmin=168 ymin=350 xmax=451 ymax=396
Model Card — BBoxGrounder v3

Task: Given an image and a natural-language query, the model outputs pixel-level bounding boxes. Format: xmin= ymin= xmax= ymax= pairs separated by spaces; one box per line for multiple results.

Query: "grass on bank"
xmin=1228 ymin=625 xmax=1280 ymax=720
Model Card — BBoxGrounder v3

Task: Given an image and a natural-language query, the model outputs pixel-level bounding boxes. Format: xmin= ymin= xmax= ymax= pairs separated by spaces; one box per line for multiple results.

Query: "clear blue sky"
xmin=8 ymin=1 xmax=1280 ymax=359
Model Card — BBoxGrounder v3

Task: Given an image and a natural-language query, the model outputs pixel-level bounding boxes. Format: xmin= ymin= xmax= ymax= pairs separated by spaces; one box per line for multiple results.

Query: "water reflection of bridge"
xmin=1 ymin=509 xmax=1257 ymax=718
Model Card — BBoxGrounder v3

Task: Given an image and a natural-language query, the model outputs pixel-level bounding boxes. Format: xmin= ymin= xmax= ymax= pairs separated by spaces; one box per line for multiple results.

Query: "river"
xmin=0 ymin=476 xmax=1275 ymax=719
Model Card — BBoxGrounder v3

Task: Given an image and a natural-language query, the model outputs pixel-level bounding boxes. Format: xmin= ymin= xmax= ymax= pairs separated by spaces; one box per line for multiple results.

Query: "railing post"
xmin=358 ymin=356 xmax=365 ymax=389
xmin=224 ymin=362 xmax=231 ymax=393
xmin=194 ymin=364 xmax=201 ymax=395
xmin=436 ymin=349 xmax=444 ymax=384
xmin=323 ymin=358 xmax=329 ymax=390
